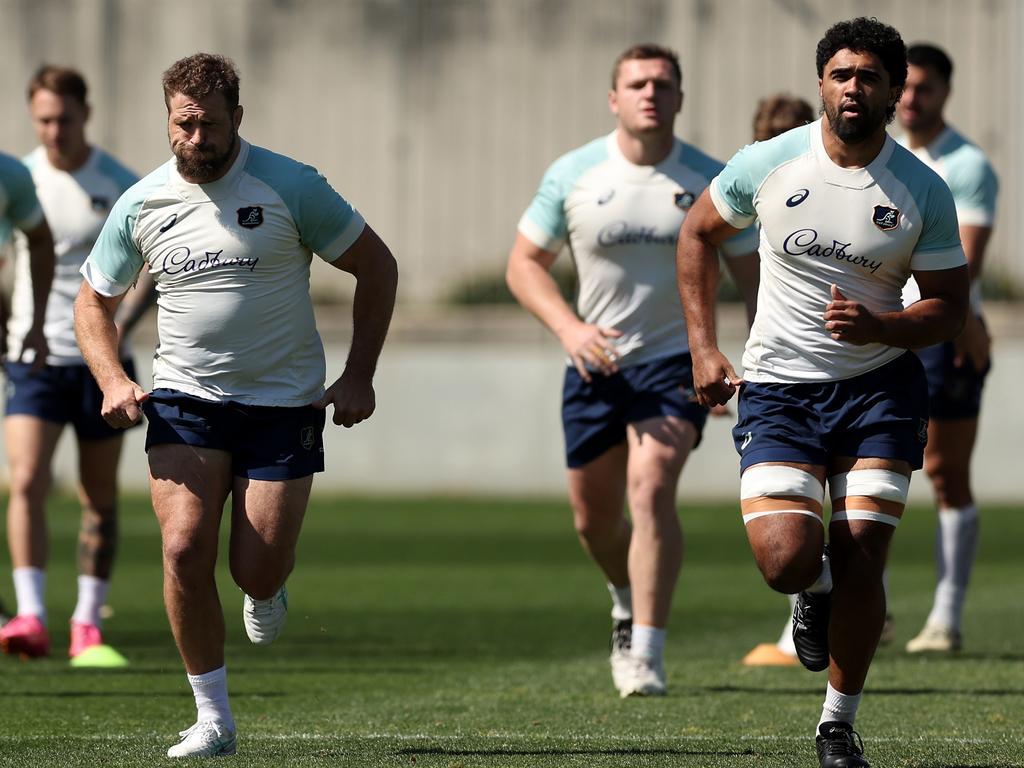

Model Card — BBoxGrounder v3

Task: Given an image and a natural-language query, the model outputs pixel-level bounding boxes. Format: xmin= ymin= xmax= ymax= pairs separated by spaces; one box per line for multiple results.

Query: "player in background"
xmin=738 ymin=93 xmax=815 ymax=668
xmin=897 ymin=43 xmax=999 ymax=654
xmin=677 ymin=18 xmax=967 ymax=767
xmin=507 ymin=43 xmax=758 ymax=697
xmin=0 ymin=146 xmax=56 ymax=657
xmin=76 ymin=53 xmax=397 ymax=758
xmin=0 ymin=66 xmax=153 ymax=665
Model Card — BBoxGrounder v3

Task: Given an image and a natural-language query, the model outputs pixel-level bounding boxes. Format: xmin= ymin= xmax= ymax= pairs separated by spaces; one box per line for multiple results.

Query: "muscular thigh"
xmin=148 ymin=444 xmax=233 ymax=538
xmin=231 ymin=475 xmax=313 ymax=552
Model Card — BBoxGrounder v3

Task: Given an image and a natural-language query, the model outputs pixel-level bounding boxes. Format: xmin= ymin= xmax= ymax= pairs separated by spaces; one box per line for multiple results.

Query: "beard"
xmin=173 ymin=129 xmax=237 ymax=183
xmin=821 ymin=98 xmax=888 ymax=145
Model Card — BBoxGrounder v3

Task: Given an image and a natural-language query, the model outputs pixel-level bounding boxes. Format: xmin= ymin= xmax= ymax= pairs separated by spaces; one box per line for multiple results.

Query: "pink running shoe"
xmin=69 ymin=621 xmax=103 ymax=658
xmin=0 ymin=614 xmax=50 ymax=658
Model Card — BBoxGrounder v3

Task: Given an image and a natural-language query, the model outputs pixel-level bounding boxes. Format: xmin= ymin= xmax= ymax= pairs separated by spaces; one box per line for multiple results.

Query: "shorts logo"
xmin=597 ymin=188 xmax=615 ymax=205
xmin=740 ymin=431 xmax=753 ymax=451
xmin=786 ymin=189 xmax=810 ymax=207
xmin=917 ymin=418 xmax=928 ymax=444
xmin=237 ymin=206 xmax=264 ymax=228
xmin=674 ymin=190 xmax=696 ymax=210
xmin=872 ymin=205 xmax=900 ymax=231
xmin=300 ymin=426 xmax=315 ymax=450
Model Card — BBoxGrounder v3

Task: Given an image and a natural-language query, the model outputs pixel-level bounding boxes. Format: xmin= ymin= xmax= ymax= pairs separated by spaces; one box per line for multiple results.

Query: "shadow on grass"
xmin=397 ymin=746 xmax=772 ymax=758
xmin=701 ymin=684 xmax=1023 ymax=697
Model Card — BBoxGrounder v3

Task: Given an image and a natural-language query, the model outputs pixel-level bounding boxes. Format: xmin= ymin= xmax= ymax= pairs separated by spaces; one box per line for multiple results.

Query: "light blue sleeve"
xmin=944 ymin=147 xmax=998 ymax=226
xmin=678 ymin=143 xmax=758 ymax=256
xmin=519 ymin=138 xmax=607 ymax=251
xmin=82 ymin=167 xmax=171 ymax=294
xmin=83 ymin=191 xmax=146 ymax=294
xmin=710 ymin=126 xmax=811 ymax=229
xmin=0 ymin=152 xmax=43 ymax=230
xmin=246 ymin=147 xmax=365 ymax=262
xmin=912 ymin=178 xmax=965 ymax=270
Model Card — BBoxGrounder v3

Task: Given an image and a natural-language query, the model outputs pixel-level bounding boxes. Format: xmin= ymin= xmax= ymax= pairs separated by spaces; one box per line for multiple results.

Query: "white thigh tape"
xmin=740 ymin=465 xmax=824 ymax=504
xmin=742 ymin=508 xmax=823 ymax=526
xmin=831 ymin=509 xmax=901 ymax=528
xmin=828 ymin=470 xmax=910 ymax=505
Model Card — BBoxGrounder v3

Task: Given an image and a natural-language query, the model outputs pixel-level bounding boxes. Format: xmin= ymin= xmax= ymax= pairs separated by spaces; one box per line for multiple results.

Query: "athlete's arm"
xmin=723 ymin=250 xmax=759 ymax=327
xmin=824 ymin=265 xmax=968 ymax=348
xmin=506 ymin=232 xmax=621 ymax=382
xmin=19 ymin=218 xmax=55 ymax=371
xmin=316 ymin=224 xmax=398 ymax=428
xmin=955 ymin=224 xmax=993 ymax=370
xmin=676 ymin=189 xmax=744 ymax=407
xmin=74 ymin=283 xmax=148 ymax=427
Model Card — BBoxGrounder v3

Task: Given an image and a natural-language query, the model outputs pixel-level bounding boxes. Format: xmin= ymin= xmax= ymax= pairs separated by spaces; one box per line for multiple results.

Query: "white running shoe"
xmin=242 ymin=585 xmax=288 ymax=646
xmin=906 ymin=622 xmax=962 ymax=653
xmin=619 ymin=655 xmax=667 ymax=698
xmin=167 ymin=720 xmax=237 ymax=758
xmin=609 ymin=619 xmax=633 ymax=693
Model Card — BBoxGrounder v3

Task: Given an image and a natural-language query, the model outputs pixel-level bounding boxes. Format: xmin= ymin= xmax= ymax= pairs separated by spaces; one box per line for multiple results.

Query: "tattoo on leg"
xmin=78 ymin=508 xmax=118 ymax=579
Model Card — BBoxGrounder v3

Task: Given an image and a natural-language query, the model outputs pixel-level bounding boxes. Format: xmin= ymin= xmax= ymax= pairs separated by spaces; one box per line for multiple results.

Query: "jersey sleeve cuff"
xmin=517 ymin=214 xmax=564 ymax=254
xmin=80 ymin=260 xmax=132 ymax=297
xmin=319 ymin=212 xmax=367 ymax=262
xmin=955 ymin=207 xmax=995 ymax=227
xmin=14 ymin=206 xmax=44 ymax=233
xmin=719 ymin=225 xmax=759 ymax=258
xmin=709 ymin=178 xmax=757 ymax=230
xmin=910 ymin=245 xmax=967 ymax=271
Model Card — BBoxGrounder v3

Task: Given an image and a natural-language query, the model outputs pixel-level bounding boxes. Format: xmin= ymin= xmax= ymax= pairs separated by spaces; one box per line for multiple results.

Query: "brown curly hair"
xmin=752 ymin=93 xmax=814 ymax=141
xmin=161 ymin=53 xmax=240 ymax=110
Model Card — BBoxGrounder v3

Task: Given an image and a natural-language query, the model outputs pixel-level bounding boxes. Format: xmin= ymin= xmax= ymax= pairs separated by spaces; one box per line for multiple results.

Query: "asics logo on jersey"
xmin=162 ymin=246 xmax=260 ymax=275
xmin=597 ymin=221 xmax=676 ymax=248
xmin=159 ymin=213 xmax=178 ymax=233
xmin=872 ymin=205 xmax=901 ymax=231
xmin=674 ymin=191 xmax=696 ymax=210
xmin=596 ymin=189 xmax=615 ymax=205
xmin=783 ymin=228 xmax=882 ymax=274
xmin=785 ymin=189 xmax=810 ymax=207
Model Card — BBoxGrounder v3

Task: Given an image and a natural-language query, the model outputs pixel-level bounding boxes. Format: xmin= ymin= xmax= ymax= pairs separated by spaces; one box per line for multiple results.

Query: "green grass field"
xmin=1 ymin=494 xmax=1022 ymax=767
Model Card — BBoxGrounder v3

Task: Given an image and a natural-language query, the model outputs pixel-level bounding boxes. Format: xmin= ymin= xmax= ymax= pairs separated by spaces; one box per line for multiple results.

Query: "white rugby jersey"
xmin=710 ymin=118 xmax=965 ymax=383
xmin=82 ymin=139 xmax=365 ymax=406
xmin=0 ymin=151 xmax=44 ymax=248
xmin=8 ymin=147 xmax=137 ymax=365
xmin=519 ymin=132 xmax=758 ymax=367
xmin=898 ymin=126 xmax=998 ymax=306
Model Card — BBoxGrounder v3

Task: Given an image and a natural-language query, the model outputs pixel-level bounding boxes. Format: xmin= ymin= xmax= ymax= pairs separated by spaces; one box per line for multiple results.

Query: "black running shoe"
xmin=816 ymin=721 xmax=870 ymax=767
xmin=792 ymin=588 xmax=831 ymax=671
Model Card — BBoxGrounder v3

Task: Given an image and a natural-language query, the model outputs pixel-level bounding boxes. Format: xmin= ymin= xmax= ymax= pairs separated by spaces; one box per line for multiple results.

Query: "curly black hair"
xmin=816 ymin=17 xmax=907 ymax=89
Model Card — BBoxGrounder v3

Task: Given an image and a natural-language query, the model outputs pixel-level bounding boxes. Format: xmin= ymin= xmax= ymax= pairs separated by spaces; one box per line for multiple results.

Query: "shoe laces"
xmin=610 ymin=620 xmax=631 ymax=653
xmin=820 ymin=724 xmax=864 ymax=757
xmin=178 ymin=720 xmax=228 ymax=741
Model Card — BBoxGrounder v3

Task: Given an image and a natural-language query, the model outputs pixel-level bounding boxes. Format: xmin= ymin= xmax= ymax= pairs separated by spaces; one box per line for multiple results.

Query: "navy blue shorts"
xmin=3 ymin=359 xmax=140 ymax=441
xmin=562 ymin=352 xmax=708 ymax=469
xmin=733 ymin=352 xmax=929 ymax=472
xmin=143 ymin=389 xmax=326 ymax=480
xmin=915 ymin=340 xmax=990 ymax=420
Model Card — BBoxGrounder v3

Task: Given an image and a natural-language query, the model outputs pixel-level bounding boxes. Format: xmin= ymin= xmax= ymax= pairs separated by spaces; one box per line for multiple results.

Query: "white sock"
xmin=927 ymin=504 xmax=980 ymax=631
xmin=806 ymin=550 xmax=833 ymax=595
xmin=187 ymin=666 xmax=235 ymax=730
xmin=13 ymin=567 xmax=46 ymax=623
xmin=777 ymin=594 xmax=797 ymax=654
xmin=817 ymin=682 xmax=862 ymax=731
xmin=71 ymin=575 xmax=110 ymax=627
xmin=607 ymin=583 xmax=632 ymax=622
xmin=631 ymin=624 xmax=665 ymax=662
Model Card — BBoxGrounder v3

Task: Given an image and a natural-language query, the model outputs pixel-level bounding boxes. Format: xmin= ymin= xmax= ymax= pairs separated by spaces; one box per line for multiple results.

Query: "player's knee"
xmin=7 ymin=463 xmax=52 ymax=502
xmin=161 ymin=534 xmax=216 ymax=579
xmin=572 ymin=511 xmax=620 ymax=543
xmin=757 ymin=548 xmax=822 ymax=594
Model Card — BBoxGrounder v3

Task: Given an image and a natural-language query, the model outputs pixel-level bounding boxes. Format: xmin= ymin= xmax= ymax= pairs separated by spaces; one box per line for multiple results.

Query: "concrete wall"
xmin=0 ymin=0 xmax=1020 ymax=303
xmin=17 ymin=305 xmax=1024 ymax=503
